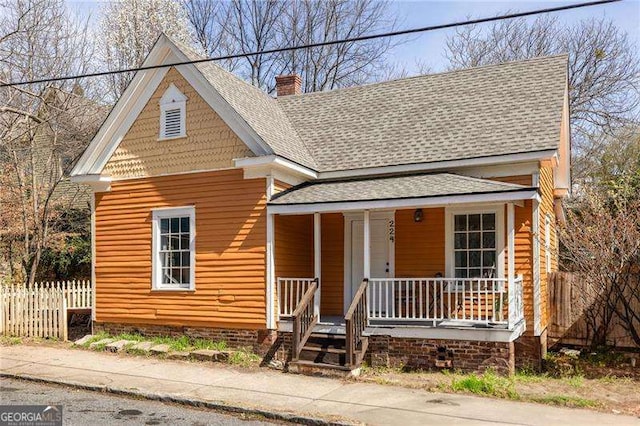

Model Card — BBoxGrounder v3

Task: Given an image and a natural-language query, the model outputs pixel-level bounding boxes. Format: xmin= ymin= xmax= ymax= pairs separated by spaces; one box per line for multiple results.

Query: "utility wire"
xmin=0 ymin=0 xmax=621 ymax=88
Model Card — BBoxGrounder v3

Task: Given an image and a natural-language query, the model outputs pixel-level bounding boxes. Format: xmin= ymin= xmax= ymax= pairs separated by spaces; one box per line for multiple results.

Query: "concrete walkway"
xmin=1 ymin=345 xmax=638 ymax=426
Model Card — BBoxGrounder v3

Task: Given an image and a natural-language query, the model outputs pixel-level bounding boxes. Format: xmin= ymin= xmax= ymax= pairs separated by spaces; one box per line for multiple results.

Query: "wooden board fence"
xmin=548 ymin=272 xmax=640 ymax=348
xmin=0 ymin=280 xmax=92 ymax=340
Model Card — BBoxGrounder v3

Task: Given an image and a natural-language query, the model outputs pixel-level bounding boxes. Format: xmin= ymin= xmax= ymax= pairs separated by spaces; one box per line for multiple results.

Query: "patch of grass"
xmin=448 ymin=370 xmax=519 ymax=400
xmin=514 ymin=368 xmax=546 ymax=383
xmin=227 ymin=349 xmax=261 ymax=367
xmin=79 ymin=332 xmax=109 ymax=348
xmin=0 ymin=336 xmax=22 ymax=345
xmin=192 ymin=338 xmax=227 ymax=351
xmin=148 ymin=335 xmax=189 ymax=351
xmin=114 ymin=333 xmax=145 ymax=342
xmin=564 ymin=374 xmax=584 ymax=388
xmin=91 ymin=341 xmax=109 ymax=351
xmin=148 ymin=335 xmax=227 ymax=352
xmin=530 ymin=395 xmax=600 ymax=408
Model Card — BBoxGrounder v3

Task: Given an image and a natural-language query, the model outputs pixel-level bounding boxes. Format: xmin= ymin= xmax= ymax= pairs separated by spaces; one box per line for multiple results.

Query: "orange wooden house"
xmin=71 ymin=35 xmax=570 ymax=375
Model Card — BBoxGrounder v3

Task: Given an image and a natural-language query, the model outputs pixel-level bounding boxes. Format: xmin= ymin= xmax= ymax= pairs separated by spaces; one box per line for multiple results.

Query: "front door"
xmin=349 ymin=217 xmax=391 ymax=311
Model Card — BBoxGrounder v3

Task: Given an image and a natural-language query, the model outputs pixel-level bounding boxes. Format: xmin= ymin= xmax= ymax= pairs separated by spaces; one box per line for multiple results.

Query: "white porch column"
xmin=363 ymin=210 xmax=371 ymax=279
xmin=507 ymin=203 xmax=515 ymax=283
xmin=266 ymin=212 xmax=276 ymax=329
xmin=507 ymin=203 xmax=516 ymax=328
xmin=265 ymin=175 xmax=276 ymax=329
xmin=313 ymin=212 xmax=321 ymax=317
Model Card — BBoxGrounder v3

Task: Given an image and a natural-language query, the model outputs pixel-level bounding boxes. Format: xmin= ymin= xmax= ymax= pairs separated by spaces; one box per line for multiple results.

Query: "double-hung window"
xmin=453 ymin=213 xmax=498 ymax=279
xmin=152 ymin=206 xmax=195 ymax=290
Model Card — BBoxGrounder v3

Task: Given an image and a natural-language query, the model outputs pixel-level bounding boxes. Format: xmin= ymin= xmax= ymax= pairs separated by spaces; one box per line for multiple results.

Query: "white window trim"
xmin=159 ymin=83 xmax=187 ymax=140
xmin=152 ymin=206 xmax=196 ymax=291
xmin=445 ymin=205 xmax=505 ymax=282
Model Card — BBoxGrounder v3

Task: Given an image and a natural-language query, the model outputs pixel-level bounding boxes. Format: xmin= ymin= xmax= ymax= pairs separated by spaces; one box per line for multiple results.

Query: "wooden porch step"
xmin=305 ymin=333 xmax=346 ymax=349
xmin=308 ymin=332 xmax=346 ymax=339
xmin=301 ymin=333 xmax=347 ymax=365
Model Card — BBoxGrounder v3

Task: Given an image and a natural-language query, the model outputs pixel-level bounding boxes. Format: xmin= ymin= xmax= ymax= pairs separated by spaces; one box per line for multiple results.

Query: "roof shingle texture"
xmin=172 ymin=39 xmax=317 ymax=169
xmin=277 ymin=55 xmax=567 ymax=171
xmin=169 ymin=37 xmax=566 ymax=173
xmin=269 ymin=173 xmax=531 ymax=205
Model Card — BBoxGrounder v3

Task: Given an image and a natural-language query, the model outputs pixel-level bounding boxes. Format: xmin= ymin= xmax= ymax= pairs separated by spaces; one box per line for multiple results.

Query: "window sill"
xmin=157 ymin=134 xmax=188 ymax=142
xmin=151 ymin=287 xmax=196 ymax=292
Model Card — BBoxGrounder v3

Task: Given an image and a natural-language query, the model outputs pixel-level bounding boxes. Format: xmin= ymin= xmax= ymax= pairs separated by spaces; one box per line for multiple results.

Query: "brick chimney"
xmin=275 ymin=74 xmax=302 ymax=97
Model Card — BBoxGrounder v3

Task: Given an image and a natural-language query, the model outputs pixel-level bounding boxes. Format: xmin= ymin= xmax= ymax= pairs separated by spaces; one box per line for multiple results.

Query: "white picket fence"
xmin=0 ymin=280 xmax=92 ymax=340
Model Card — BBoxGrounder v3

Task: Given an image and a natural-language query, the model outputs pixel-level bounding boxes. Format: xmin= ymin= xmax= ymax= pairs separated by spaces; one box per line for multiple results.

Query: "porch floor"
xmin=278 ymin=316 xmax=524 ymax=341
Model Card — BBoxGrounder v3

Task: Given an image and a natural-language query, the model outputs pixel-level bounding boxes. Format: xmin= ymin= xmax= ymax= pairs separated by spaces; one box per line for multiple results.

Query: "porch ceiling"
xmin=268 ymin=173 xmax=537 ymax=213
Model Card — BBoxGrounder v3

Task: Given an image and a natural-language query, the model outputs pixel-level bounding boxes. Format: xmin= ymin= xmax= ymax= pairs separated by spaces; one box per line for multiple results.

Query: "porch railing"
xmin=345 ymin=279 xmax=369 ymax=368
xmin=508 ymin=275 xmax=524 ymax=328
xmin=277 ymin=277 xmax=316 ymax=318
xmin=367 ymin=277 xmax=524 ymax=329
xmin=291 ymin=280 xmax=319 ymax=361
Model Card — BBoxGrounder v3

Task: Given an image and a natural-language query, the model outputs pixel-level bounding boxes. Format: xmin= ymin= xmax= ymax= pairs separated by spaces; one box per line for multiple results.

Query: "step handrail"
xmin=345 ymin=279 xmax=369 ymax=368
xmin=291 ymin=278 xmax=319 ymax=361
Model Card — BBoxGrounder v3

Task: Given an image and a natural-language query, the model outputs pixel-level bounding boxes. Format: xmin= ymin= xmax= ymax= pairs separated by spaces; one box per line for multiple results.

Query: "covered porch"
xmin=265 ymin=173 xmax=537 ymax=362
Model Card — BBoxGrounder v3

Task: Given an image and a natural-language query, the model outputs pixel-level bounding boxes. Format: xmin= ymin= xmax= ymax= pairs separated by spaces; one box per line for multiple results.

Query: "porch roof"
xmin=268 ymin=173 xmax=539 ymax=214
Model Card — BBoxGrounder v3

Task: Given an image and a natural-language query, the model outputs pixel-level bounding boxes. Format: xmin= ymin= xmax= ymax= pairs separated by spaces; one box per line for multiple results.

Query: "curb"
xmin=1 ymin=372 xmax=354 ymax=426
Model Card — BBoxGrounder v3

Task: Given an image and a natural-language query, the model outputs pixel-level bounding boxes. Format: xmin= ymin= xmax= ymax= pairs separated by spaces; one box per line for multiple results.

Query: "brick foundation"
xmin=367 ymin=335 xmax=515 ymax=375
xmin=269 ymin=331 xmax=515 ymax=375
xmin=92 ymin=321 xmax=277 ymax=354
xmin=514 ymin=329 xmax=547 ymax=371
xmin=94 ymin=321 xmax=526 ymax=375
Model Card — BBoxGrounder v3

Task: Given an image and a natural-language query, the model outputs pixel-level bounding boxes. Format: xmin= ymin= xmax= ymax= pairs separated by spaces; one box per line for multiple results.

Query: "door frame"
xmin=343 ymin=211 xmax=395 ymax=314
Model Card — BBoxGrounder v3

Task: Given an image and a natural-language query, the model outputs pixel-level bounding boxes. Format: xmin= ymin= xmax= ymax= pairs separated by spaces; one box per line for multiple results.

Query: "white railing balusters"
xmin=367 ymin=277 xmax=522 ymax=329
xmin=276 ymin=277 xmax=316 ymax=318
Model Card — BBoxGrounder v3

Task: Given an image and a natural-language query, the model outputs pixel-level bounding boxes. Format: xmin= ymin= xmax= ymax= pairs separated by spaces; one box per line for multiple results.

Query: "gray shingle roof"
xmin=277 ymin=55 xmax=567 ymax=172
xmin=168 ymin=37 xmax=566 ymax=173
xmin=269 ymin=173 xmax=532 ymax=205
xmin=171 ymin=39 xmax=317 ymax=169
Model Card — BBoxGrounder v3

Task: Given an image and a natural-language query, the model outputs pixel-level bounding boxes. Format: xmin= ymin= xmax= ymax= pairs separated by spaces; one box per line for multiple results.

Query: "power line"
xmin=0 ymin=0 xmax=621 ymax=88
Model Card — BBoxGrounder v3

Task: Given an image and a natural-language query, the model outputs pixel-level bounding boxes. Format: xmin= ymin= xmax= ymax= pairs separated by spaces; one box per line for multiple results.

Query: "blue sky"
xmin=389 ymin=0 xmax=640 ymax=71
xmin=69 ymin=0 xmax=639 ymax=73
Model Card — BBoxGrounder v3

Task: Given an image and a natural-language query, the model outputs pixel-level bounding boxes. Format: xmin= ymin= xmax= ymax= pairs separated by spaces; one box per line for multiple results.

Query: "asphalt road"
xmin=0 ymin=377 xmax=278 ymax=425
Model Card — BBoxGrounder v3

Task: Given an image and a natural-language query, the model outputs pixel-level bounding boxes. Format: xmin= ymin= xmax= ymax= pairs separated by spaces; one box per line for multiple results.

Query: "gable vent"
xmin=163 ymin=108 xmax=182 ymax=138
xmin=159 ymin=84 xmax=187 ymax=140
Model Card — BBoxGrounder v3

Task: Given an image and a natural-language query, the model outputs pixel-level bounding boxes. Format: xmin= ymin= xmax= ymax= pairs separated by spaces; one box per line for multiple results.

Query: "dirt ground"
xmin=356 ymin=367 xmax=640 ymax=416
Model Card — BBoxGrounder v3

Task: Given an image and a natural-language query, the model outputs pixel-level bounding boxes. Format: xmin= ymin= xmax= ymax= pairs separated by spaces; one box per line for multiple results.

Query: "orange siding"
xmin=512 ymin=201 xmax=535 ymax=335
xmin=274 ymin=180 xmax=291 ymax=194
xmin=94 ymin=169 xmax=267 ymax=329
xmin=275 ymin=215 xmax=313 ymax=278
xmin=395 ymin=208 xmax=446 ymax=277
xmin=490 ymin=175 xmax=533 ymax=186
xmin=490 ymin=175 xmax=536 ymax=335
xmin=539 ymin=165 xmax=558 ymax=331
xmin=321 ymin=213 xmax=344 ymax=316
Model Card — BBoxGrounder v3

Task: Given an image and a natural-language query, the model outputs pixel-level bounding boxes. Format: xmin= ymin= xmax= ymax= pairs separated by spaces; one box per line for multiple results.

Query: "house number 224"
xmin=388 ymin=220 xmax=395 ymax=242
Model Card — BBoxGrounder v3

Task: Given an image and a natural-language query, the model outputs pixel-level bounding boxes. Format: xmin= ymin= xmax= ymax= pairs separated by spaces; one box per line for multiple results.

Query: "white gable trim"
xmin=71 ymin=35 xmax=272 ymax=177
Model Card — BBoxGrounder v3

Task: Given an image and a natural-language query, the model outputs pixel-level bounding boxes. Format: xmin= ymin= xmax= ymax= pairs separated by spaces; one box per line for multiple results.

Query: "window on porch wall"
xmin=453 ymin=213 xmax=496 ymax=278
